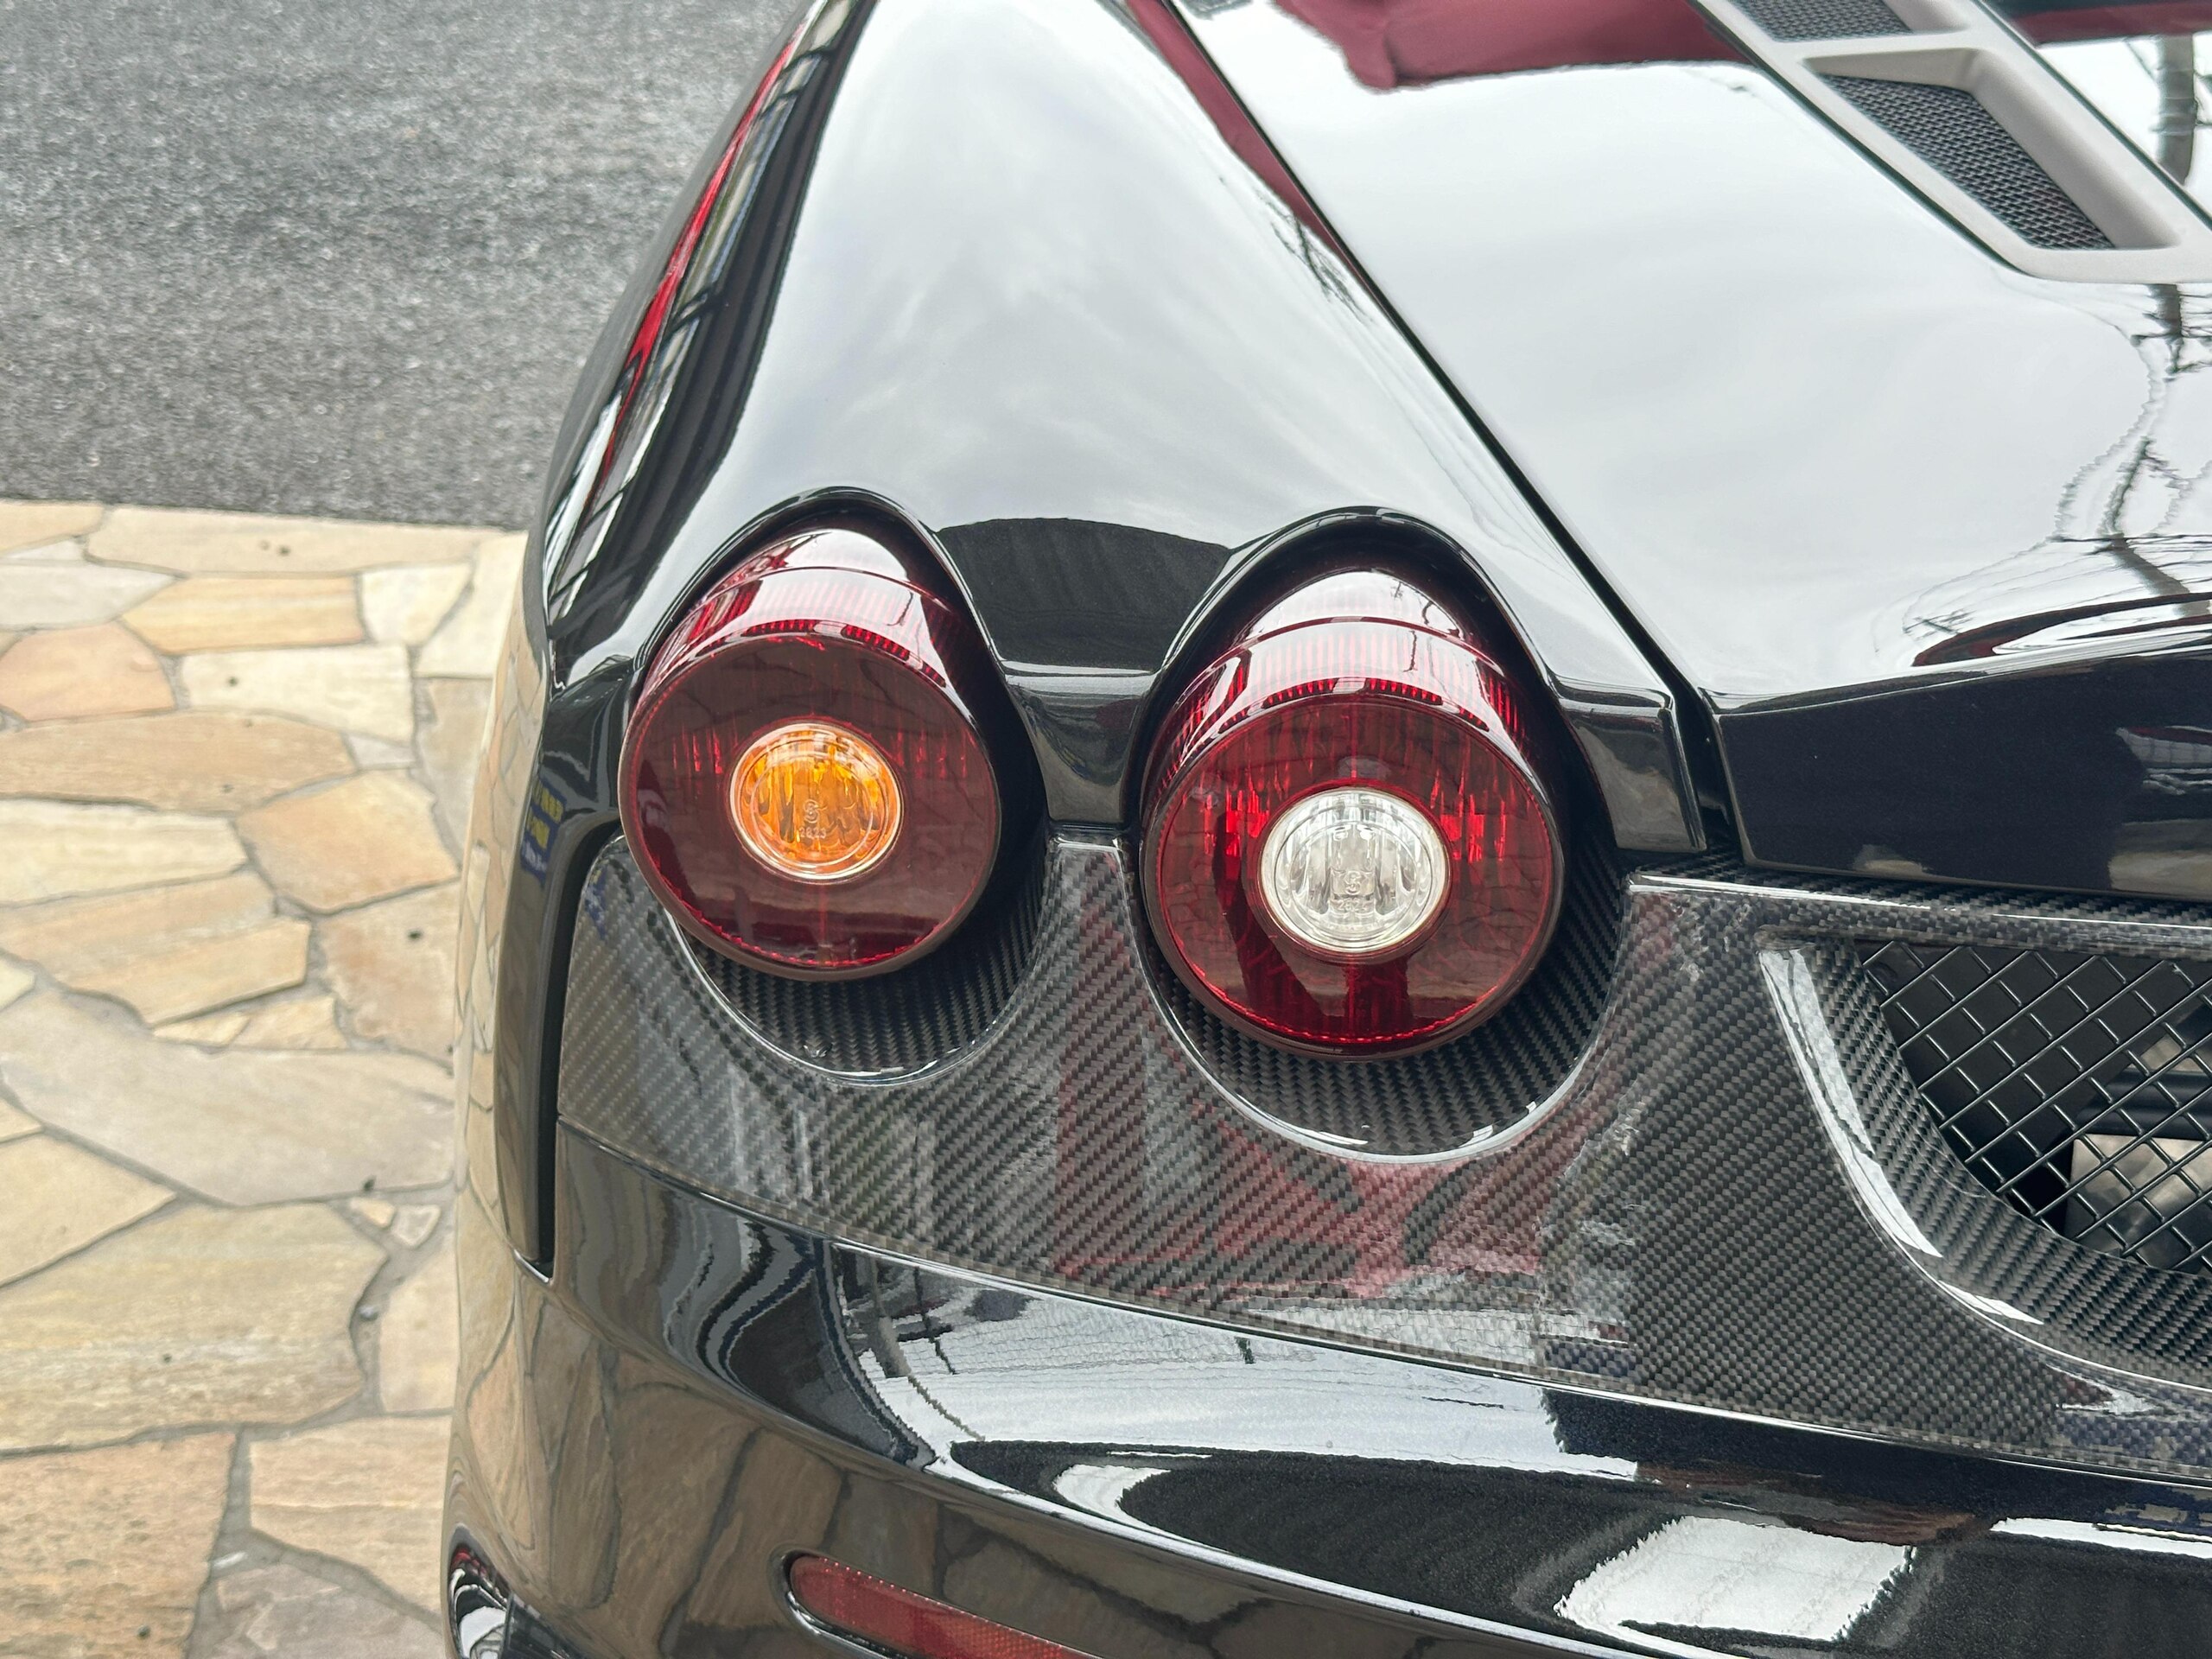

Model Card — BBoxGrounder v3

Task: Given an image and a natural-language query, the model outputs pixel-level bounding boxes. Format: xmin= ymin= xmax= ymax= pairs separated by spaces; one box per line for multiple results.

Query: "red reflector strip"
xmin=787 ymin=1556 xmax=1098 ymax=1659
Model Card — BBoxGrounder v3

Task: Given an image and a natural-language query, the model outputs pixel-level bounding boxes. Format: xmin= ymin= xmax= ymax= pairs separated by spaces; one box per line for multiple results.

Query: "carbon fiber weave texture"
xmin=1779 ymin=942 xmax=2212 ymax=1388
xmin=1152 ymin=830 xmax=1626 ymax=1154
xmin=688 ymin=845 xmax=1047 ymax=1076
xmin=558 ymin=836 xmax=2212 ymax=1474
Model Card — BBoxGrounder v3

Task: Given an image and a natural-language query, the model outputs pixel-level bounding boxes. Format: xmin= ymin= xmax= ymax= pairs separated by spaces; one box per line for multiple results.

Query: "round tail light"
xmin=1141 ymin=569 xmax=1565 ymax=1055
xmin=620 ymin=524 xmax=1006 ymax=977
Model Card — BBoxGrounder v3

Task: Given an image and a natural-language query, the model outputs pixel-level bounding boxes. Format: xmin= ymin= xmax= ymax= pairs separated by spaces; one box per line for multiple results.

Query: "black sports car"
xmin=443 ymin=0 xmax=2212 ymax=1653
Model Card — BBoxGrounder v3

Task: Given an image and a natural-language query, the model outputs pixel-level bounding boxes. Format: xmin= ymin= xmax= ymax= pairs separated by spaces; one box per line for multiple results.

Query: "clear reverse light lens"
xmin=1141 ymin=567 xmax=1565 ymax=1054
xmin=1259 ymin=786 xmax=1446 ymax=958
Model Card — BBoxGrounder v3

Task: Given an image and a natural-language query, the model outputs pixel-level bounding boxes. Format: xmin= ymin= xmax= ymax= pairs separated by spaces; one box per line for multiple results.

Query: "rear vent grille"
xmin=1862 ymin=941 xmax=2212 ymax=1274
xmin=1707 ymin=0 xmax=2212 ymax=277
xmin=1821 ymin=75 xmax=2113 ymax=248
xmin=1735 ymin=0 xmax=1909 ymax=39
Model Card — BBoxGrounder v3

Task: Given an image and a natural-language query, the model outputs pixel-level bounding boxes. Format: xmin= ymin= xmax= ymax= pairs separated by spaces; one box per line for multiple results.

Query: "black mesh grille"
xmin=1735 ymin=0 xmax=1909 ymax=39
xmin=1862 ymin=941 xmax=2212 ymax=1274
xmin=1822 ymin=75 xmax=2113 ymax=250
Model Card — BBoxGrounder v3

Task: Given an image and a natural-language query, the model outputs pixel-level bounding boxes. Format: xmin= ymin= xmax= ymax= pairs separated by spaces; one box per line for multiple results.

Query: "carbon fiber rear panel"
xmin=685 ymin=844 xmax=1049 ymax=1077
xmin=1149 ymin=830 xmax=1627 ymax=1154
xmin=557 ymin=836 xmax=2212 ymax=1476
xmin=687 ymin=827 xmax=1625 ymax=1153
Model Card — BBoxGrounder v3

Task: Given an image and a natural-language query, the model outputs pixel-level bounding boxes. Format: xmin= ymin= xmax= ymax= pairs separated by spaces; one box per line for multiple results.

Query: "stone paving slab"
xmin=0 ymin=995 xmax=452 ymax=1204
xmin=0 ymin=874 xmax=308 ymax=1024
xmin=0 ymin=799 xmax=246 ymax=905
xmin=0 ymin=1133 xmax=170 ymax=1287
xmin=239 ymin=772 xmax=456 ymax=914
xmin=0 ymin=621 xmax=174 ymax=720
xmin=125 ymin=575 xmax=364 ymax=654
xmin=177 ymin=643 xmax=417 ymax=744
xmin=250 ymin=1417 xmax=452 ymax=1612
xmin=196 ymin=1565 xmax=443 ymax=1659
xmin=0 ymin=500 xmax=504 ymax=1655
xmin=88 ymin=509 xmax=489 ymax=575
xmin=0 ymin=501 xmax=101 ymax=555
xmin=0 ymin=1433 xmax=234 ymax=1658
xmin=0 ymin=556 xmax=169 ymax=630
xmin=0 ymin=712 xmax=353 ymax=812
xmin=0 ymin=1204 xmax=384 ymax=1452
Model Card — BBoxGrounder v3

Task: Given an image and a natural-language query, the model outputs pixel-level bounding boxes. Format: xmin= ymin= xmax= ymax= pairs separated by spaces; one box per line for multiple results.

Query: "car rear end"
xmin=442 ymin=0 xmax=2212 ymax=1653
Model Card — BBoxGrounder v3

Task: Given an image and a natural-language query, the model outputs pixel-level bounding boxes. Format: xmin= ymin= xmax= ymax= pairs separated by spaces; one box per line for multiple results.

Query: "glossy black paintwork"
xmin=479 ymin=0 xmax=1745 ymax=1265
xmin=452 ymin=2 xmax=2212 ymax=1649
xmin=470 ymin=4 xmax=858 ymax=1263
xmin=445 ymin=1127 xmax=2212 ymax=1659
xmin=484 ymin=670 xmax=618 ymax=1268
xmin=525 ymin=0 xmax=1703 ymax=847
xmin=453 ymin=1132 xmax=1576 ymax=1658
xmin=1726 ymin=649 xmax=2211 ymax=891
xmin=1176 ymin=0 xmax=2212 ymax=901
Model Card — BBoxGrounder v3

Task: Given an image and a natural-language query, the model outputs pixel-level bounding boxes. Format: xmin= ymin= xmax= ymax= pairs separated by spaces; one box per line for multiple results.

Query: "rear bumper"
xmin=553 ymin=835 xmax=2212 ymax=1471
xmin=447 ymin=1129 xmax=2212 ymax=1659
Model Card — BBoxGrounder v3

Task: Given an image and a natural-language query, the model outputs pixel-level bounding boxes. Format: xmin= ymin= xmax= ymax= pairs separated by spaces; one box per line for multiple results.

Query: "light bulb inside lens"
xmin=1257 ymin=786 xmax=1446 ymax=958
xmin=730 ymin=721 xmax=901 ymax=882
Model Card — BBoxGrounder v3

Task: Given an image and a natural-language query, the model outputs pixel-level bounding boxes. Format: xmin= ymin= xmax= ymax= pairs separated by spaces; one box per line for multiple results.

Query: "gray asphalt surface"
xmin=0 ymin=0 xmax=798 ymax=528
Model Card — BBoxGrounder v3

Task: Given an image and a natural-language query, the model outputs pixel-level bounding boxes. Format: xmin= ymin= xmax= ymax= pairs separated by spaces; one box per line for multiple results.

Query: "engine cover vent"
xmin=1700 ymin=0 xmax=2212 ymax=280
xmin=1861 ymin=939 xmax=2212 ymax=1274
xmin=1732 ymin=0 xmax=1908 ymax=39
xmin=1821 ymin=74 xmax=2112 ymax=248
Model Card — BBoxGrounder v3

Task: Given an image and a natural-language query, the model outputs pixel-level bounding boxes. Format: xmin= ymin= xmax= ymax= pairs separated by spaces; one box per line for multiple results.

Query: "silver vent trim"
xmin=1698 ymin=0 xmax=2212 ymax=282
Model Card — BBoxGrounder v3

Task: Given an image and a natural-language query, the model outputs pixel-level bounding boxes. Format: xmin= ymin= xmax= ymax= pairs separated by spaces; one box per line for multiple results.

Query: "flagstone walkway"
xmin=0 ymin=499 xmax=520 ymax=1657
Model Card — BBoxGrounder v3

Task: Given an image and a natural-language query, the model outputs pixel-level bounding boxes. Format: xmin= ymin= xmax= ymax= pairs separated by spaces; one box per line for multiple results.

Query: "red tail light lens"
xmin=1141 ymin=569 xmax=1565 ymax=1055
xmin=619 ymin=525 xmax=1003 ymax=977
xmin=788 ymin=1556 xmax=1099 ymax=1659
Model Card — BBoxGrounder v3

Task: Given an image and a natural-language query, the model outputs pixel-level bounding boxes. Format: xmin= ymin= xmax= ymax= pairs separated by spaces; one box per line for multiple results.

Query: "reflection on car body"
xmin=442 ymin=0 xmax=2212 ymax=1654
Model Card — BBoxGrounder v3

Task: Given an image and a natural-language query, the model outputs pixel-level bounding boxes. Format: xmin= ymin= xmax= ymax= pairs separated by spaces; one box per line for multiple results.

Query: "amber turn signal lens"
xmin=730 ymin=721 xmax=902 ymax=882
xmin=620 ymin=524 xmax=1008 ymax=978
